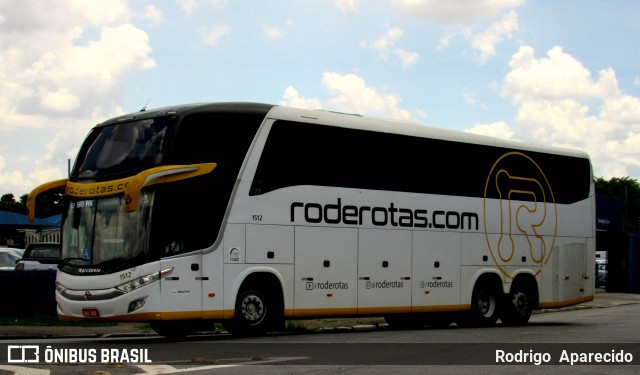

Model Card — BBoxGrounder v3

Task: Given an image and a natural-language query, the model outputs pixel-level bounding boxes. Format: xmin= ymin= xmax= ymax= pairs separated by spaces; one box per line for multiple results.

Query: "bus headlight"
xmin=116 ymin=268 xmax=173 ymax=294
xmin=55 ymin=281 xmax=68 ymax=294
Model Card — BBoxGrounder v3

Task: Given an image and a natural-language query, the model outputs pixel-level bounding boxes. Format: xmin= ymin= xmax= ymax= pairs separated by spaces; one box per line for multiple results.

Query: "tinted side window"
xmin=249 ymin=120 xmax=591 ymax=204
xmin=250 ymin=120 xmax=425 ymax=195
xmin=150 ymin=114 xmax=263 ymax=254
xmin=29 ymin=247 xmax=60 ymax=259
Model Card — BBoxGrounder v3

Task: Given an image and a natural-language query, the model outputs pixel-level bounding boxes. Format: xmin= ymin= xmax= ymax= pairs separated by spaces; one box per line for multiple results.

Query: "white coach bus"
xmin=28 ymin=102 xmax=595 ymax=337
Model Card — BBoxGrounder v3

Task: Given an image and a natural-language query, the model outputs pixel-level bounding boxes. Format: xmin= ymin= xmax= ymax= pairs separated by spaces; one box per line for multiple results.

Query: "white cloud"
xmin=72 ymin=25 xmax=156 ymax=82
xmin=394 ymin=48 xmax=420 ymax=68
xmin=281 ymin=72 xmax=413 ymax=120
xmin=177 ymin=0 xmax=200 ymax=14
xmin=138 ymin=5 xmax=164 ymax=25
xmin=0 ymin=170 xmax=30 ymax=197
xmin=40 ymin=88 xmax=81 ymax=112
xmin=361 ymin=24 xmax=419 ymax=67
xmin=67 ymin=1 xmax=131 ymax=25
xmin=465 ymin=122 xmax=515 ymax=140
xmin=390 ymin=0 xmax=524 ymax=24
xmin=263 ymin=26 xmax=283 ymax=38
xmin=503 ymin=46 xmax=617 ymax=101
xmin=335 ymin=0 xmax=359 ymax=15
xmin=462 ymin=90 xmax=487 ymax=110
xmin=281 ymin=87 xmax=323 ymax=109
xmin=177 ymin=0 xmax=225 ymax=14
xmin=0 ymin=1 xmax=154 ymax=195
xmin=201 ymin=25 xmax=230 ymax=46
xmin=437 ymin=34 xmax=454 ymax=50
xmin=208 ymin=0 xmax=227 ymax=9
xmin=502 ymin=45 xmax=640 ymax=180
xmin=361 ymin=24 xmax=404 ymax=60
xmin=321 ymin=72 xmax=412 ymax=120
xmin=469 ymin=11 xmax=518 ymax=63
xmin=601 ymin=94 xmax=640 ymax=125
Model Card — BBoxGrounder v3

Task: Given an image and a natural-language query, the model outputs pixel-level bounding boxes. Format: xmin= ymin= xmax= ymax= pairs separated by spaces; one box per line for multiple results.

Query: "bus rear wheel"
xmin=500 ymin=283 xmax=535 ymax=325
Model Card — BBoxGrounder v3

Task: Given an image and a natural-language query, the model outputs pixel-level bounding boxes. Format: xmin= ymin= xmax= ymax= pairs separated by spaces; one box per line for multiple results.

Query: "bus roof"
xmin=99 ymin=101 xmax=590 ymax=161
xmin=99 ymin=102 xmax=275 ymax=126
xmin=268 ymin=105 xmax=591 ymax=160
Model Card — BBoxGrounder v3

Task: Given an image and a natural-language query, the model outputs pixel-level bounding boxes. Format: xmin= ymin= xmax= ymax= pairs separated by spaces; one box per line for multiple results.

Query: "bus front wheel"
xmin=460 ymin=278 xmax=502 ymax=327
xmin=224 ymin=283 xmax=283 ymax=336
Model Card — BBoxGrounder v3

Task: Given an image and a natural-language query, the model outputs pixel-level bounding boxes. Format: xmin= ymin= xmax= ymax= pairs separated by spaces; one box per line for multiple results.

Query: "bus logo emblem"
xmin=483 ymin=152 xmax=557 ymax=278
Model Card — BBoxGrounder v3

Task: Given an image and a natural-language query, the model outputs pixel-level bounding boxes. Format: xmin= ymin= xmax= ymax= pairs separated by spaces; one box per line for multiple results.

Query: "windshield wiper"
xmin=58 ymin=257 xmax=88 ymax=269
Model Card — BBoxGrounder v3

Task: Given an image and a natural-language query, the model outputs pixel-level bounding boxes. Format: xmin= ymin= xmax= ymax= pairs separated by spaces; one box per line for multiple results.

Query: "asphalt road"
xmin=1 ymin=289 xmax=639 ymax=374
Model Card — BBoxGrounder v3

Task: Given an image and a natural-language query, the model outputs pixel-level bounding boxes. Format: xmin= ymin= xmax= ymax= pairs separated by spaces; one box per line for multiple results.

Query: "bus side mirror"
xmin=27 ymin=179 xmax=69 ymax=222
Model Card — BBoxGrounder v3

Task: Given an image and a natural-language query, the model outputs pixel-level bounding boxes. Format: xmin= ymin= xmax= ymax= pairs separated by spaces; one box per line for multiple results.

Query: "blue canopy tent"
xmin=0 ymin=210 xmax=61 ymax=228
xmin=0 ymin=210 xmax=61 ymax=247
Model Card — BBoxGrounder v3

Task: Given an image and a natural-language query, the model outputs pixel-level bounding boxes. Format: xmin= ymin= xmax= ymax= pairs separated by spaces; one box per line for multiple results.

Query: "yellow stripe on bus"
xmin=539 ymin=295 xmax=593 ymax=309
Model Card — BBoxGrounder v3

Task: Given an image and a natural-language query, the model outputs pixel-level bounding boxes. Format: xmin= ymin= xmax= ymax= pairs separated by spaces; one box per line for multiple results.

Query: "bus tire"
xmin=500 ymin=281 xmax=535 ymax=326
xmin=462 ymin=278 xmax=502 ymax=327
xmin=224 ymin=282 xmax=283 ymax=336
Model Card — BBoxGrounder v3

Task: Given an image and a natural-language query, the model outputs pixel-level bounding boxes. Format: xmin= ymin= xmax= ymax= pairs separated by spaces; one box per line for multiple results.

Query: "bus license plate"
xmin=82 ymin=308 xmax=100 ymax=317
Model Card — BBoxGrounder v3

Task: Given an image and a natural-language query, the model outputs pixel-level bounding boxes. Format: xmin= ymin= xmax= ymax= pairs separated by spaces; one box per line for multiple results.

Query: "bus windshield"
xmin=75 ymin=117 xmax=173 ymax=178
xmin=60 ymin=193 xmax=153 ymax=274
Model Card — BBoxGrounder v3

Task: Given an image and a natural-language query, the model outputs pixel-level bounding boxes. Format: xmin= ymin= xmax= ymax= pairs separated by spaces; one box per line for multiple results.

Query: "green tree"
xmin=595 ymin=176 xmax=640 ymax=232
xmin=0 ymin=190 xmax=65 ymax=219
xmin=0 ymin=193 xmax=26 ymax=214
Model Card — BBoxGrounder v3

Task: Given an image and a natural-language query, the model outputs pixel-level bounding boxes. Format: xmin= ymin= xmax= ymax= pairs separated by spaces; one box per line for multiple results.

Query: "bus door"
xmin=159 ymin=251 xmax=203 ymax=319
xmin=357 ymin=229 xmax=413 ymax=314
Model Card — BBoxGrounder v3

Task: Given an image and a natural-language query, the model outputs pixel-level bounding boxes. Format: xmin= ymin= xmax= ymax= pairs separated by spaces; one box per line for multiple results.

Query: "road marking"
xmin=132 ymin=357 xmax=308 ymax=374
xmin=0 ymin=365 xmax=50 ymax=375
xmin=136 ymin=364 xmax=180 ymax=374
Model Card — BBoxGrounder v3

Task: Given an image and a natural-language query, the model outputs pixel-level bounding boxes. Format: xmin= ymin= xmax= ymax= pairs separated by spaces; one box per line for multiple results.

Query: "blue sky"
xmin=0 ymin=0 xmax=639 ymax=197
